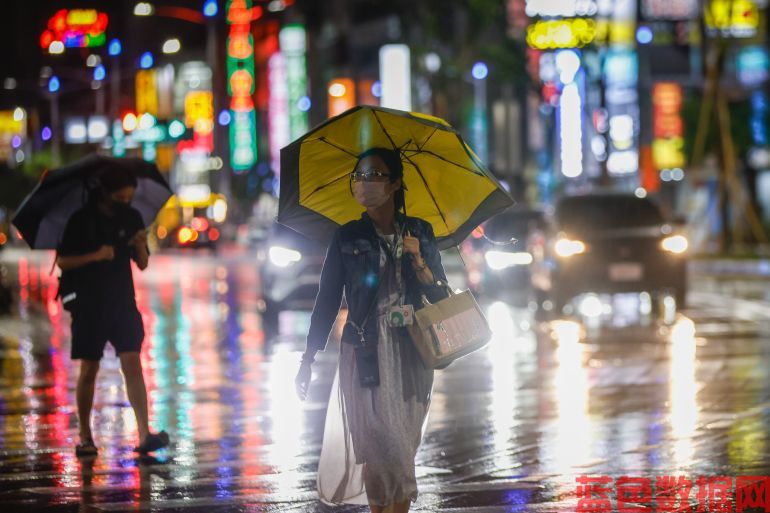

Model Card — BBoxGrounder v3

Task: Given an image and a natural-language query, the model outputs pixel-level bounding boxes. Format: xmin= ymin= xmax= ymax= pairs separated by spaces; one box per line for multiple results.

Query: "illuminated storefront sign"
xmin=184 ymin=91 xmax=214 ymax=153
xmin=652 ymin=83 xmax=685 ymax=170
xmin=279 ymin=25 xmax=309 ymax=140
xmin=705 ymin=0 xmax=759 ymax=38
xmin=603 ymin=48 xmax=638 ymax=89
xmin=136 ymin=70 xmax=158 ymax=117
xmin=40 ymin=9 xmax=108 ymax=51
xmin=379 ymin=45 xmax=412 ymax=111
xmin=0 ymin=109 xmax=26 ymax=160
xmin=737 ymin=46 xmax=769 ymax=87
xmin=268 ymin=53 xmax=290 ymax=175
xmin=525 ymin=0 xmax=597 ymax=17
xmin=526 ymin=19 xmax=596 ymax=49
xmin=112 ymin=120 xmax=126 ymax=157
xmin=328 ymin=78 xmax=356 ymax=118
xmin=641 ymin=0 xmax=699 ymax=20
xmin=227 ymin=0 xmax=258 ymax=171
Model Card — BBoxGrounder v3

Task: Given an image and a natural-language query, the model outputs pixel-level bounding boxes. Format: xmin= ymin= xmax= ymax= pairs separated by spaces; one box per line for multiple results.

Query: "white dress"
xmin=317 ymin=236 xmax=434 ymax=507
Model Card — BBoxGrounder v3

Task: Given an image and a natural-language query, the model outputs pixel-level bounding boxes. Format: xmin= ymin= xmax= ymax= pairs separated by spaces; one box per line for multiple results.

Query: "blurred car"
xmin=169 ymin=216 xmax=221 ymax=250
xmin=258 ymin=222 xmax=326 ymax=326
xmin=530 ymin=193 xmax=688 ymax=314
xmin=462 ymin=207 xmax=545 ymax=305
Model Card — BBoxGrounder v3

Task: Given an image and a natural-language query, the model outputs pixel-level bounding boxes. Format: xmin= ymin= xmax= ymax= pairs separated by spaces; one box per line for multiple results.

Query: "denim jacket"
xmin=306 ymin=213 xmax=449 ymax=352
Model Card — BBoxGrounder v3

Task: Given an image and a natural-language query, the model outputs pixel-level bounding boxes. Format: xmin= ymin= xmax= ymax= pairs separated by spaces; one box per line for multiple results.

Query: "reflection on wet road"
xmin=1 ymin=249 xmax=770 ymax=512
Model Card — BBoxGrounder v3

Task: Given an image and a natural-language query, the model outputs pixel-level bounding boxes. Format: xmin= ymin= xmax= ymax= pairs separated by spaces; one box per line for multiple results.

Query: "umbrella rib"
xmin=303 ymin=173 xmax=351 ymax=201
xmin=402 ymin=148 xmax=485 ymax=175
xmin=313 ymin=136 xmax=360 ymax=158
xmin=371 ymin=110 xmax=400 ymax=151
xmin=416 ymin=127 xmax=439 ymax=151
xmin=402 ymin=153 xmax=451 ymax=234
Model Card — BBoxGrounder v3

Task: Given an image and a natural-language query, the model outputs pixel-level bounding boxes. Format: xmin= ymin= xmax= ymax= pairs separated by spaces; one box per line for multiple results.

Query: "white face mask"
xmin=353 ymin=181 xmax=391 ymax=208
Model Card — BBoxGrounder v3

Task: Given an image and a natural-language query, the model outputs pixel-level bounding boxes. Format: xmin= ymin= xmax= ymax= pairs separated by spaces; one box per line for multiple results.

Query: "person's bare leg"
xmin=369 ymin=504 xmax=384 ymax=513
xmin=392 ymin=499 xmax=411 ymax=513
xmin=77 ymin=360 xmax=100 ymax=442
xmin=119 ymin=352 xmax=150 ymax=442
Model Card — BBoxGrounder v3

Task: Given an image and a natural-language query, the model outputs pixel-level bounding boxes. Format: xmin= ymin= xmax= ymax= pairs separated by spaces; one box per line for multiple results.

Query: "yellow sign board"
xmin=184 ymin=91 xmax=214 ymax=132
xmin=526 ymin=18 xmax=596 ymax=49
xmin=136 ymin=70 xmax=158 ymax=116
xmin=705 ymin=0 xmax=759 ymax=37
xmin=0 ymin=111 xmax=25 ymax=136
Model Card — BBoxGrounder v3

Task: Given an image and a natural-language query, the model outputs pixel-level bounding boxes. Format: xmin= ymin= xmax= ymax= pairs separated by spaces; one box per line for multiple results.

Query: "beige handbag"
xmin=407 ymin=285 xmax=492 ymax=369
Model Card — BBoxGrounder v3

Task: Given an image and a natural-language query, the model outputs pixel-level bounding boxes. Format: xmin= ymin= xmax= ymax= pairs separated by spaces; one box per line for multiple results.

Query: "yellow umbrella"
xmin=278 ymin=105 xmax=513 ymax=249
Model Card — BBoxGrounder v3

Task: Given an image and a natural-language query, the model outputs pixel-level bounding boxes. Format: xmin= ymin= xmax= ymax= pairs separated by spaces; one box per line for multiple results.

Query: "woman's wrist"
xmin=411 ymin=254 xmax=426 ymax=270
xmin=301 ymin=350 xmax=316 ymax=364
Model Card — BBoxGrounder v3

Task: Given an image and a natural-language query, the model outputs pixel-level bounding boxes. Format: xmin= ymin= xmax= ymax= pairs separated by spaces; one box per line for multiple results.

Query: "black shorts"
xmin=70 ymin=305 xmax=145 ymax=360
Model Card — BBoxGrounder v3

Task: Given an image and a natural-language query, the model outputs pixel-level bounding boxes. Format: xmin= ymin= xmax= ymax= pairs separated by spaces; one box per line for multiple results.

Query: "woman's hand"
xmin=403 ymin=232 xmax=421 ymax=259
xmin=295 ymin=360 xmax=313 ymax=400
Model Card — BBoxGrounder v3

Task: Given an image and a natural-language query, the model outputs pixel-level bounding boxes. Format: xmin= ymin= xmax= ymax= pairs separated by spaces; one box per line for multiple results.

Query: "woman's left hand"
xmin=403 ymin=232 xmax=421 ymax=257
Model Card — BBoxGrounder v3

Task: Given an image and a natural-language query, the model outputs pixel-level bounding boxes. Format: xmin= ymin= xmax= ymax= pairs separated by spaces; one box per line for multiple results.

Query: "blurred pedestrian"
xmin=295 ymin=147 xmax=450 ymax=513
xmin=56 ymin=167 xmax=169 ymax=457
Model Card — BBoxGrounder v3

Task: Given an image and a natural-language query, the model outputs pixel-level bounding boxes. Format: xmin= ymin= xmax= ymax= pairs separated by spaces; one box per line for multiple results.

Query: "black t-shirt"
xmin=58 ymin=202 xmax=145 ymax=309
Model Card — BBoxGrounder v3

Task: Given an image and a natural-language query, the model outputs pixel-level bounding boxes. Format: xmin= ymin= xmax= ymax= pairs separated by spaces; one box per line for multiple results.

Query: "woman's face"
xmin=353 ymin=155 xmax=402 ymax=197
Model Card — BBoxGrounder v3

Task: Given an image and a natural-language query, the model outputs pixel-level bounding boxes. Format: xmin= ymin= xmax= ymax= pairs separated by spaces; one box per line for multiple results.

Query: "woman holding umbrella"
xmin=295 ymin=147 xmax=451 ymax=512
xmin=282 ymin=106 xmax=512 ymax=511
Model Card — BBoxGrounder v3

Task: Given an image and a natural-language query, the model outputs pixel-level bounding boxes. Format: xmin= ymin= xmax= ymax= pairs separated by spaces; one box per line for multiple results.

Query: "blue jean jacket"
xmin=306 ymin=213 xmax=450 ymax=352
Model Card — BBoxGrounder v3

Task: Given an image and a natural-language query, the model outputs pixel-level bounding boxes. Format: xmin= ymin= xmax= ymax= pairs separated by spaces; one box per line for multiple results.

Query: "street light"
xmin=47 ymin=75 xmax=61 ymax=166
xmin=470 ymin=61 xmax=488 ymax=164
xmin=48 ymin=41 xmax=65 ymax=54
xmin=162 ymin=38 xmax=181 ymax=54
xmin=134 ymin=2 xmax=154 ymax=16
xmin=139 ymin=52 xmax=154 ymax=69
xmin=203 ymin=0 xmax=218 ymax=17
xmin=108 ymin=38 xmax=122 ymax=56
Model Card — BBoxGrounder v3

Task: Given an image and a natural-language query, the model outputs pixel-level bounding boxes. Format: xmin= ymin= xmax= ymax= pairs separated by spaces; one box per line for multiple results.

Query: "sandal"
xmin=75 ymin=439 xmax=98 ymax=457
xmin=133 ymin=431 xmax=170 ymax=454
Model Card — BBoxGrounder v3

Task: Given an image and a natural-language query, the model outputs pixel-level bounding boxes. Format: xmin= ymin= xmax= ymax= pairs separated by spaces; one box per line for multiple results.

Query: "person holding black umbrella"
xmin=56 ymin=167 xmax=169 ymax=457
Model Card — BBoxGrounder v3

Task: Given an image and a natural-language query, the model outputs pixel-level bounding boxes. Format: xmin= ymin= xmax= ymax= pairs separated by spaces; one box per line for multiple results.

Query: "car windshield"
xmin=556 ymin=196 xmax=664 ymax=234
xmin=485 ymin=211 xmax=543 ymax=242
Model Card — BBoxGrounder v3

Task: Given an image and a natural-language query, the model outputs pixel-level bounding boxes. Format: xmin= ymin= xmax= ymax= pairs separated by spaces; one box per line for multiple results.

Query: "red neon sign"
xmin=40 ymin=9 xmax=108 ymax=50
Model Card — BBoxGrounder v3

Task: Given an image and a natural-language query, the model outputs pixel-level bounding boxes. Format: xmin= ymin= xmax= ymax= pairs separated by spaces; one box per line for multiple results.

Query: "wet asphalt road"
xmin=1 ymin=248 xmax=770 ymax=512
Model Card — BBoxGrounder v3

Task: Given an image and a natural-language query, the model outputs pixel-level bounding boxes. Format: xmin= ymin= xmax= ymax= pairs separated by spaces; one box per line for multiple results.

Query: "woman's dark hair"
xmin=355 ymin=147 xmax=406 ymax=214
xmin=99 ymin=165 xmax=138 ymax=194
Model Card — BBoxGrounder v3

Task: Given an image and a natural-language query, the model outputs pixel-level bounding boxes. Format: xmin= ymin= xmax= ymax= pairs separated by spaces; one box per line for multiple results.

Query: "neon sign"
xmin=279 ymin=25 xmax=309 ymax=140
xmin=641 ymin=0 xmax=699 ymax=20
xmin=40 ymin=9 xmax=108 ymax=51
xmin=652 ymin=83 xmax=685 ymax=170
xmin=136 ymin=70 xmax=158 ymax=117
xmin=705 ymin=0 xmax=759 ymax=38
xmin=226 ymin=0 xmax=257 ymax=172
xmin=526 ymin=19 xmax=596 ymax=49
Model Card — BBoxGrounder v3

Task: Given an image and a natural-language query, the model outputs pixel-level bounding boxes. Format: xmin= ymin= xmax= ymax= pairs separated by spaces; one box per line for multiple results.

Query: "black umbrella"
xmin=12 ymin=155 xmax=172 ymax=250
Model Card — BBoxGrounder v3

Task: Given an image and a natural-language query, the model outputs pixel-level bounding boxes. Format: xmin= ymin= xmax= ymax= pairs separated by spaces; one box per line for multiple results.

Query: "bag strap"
xmin=345 ymin=238 xmax=386 ymax=347
xmin=420 ymin=279 xmax=454 ymax=306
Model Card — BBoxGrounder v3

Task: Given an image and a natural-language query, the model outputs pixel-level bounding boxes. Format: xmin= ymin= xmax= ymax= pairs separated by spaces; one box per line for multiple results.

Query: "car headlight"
xmin=484 ymin=250 xmax=533 ymax=270
xmin=268 ymin=246 xmax=302 ymax=267
xmin=554 ymin=238 xmax=586 ymax=258
xmin=661 ymin=235 xmax=688 ymax=254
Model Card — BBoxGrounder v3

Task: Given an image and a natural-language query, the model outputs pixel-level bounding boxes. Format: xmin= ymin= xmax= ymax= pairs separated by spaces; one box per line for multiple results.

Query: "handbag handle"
xmin=420 ymin=279 xmax=454 ymax=307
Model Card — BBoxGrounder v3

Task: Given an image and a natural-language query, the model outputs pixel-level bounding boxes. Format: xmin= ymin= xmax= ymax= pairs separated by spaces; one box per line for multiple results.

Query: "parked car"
xmin=170 ymin=217 xmax=221 ymax=250
xmin=529 ymin=193 xmax=688 ymax=314
xmin=462 ymin=207 xmax=545 ymax=305
xmin=258 ymin=222 xmax=326 ymax=327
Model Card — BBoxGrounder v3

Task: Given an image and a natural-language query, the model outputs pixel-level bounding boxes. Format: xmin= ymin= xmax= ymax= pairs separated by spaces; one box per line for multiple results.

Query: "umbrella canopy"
xmin=12 ymin=155 xmax=172 ymax=250
xmin=279 ymin=106 xmax=513 ymax=250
